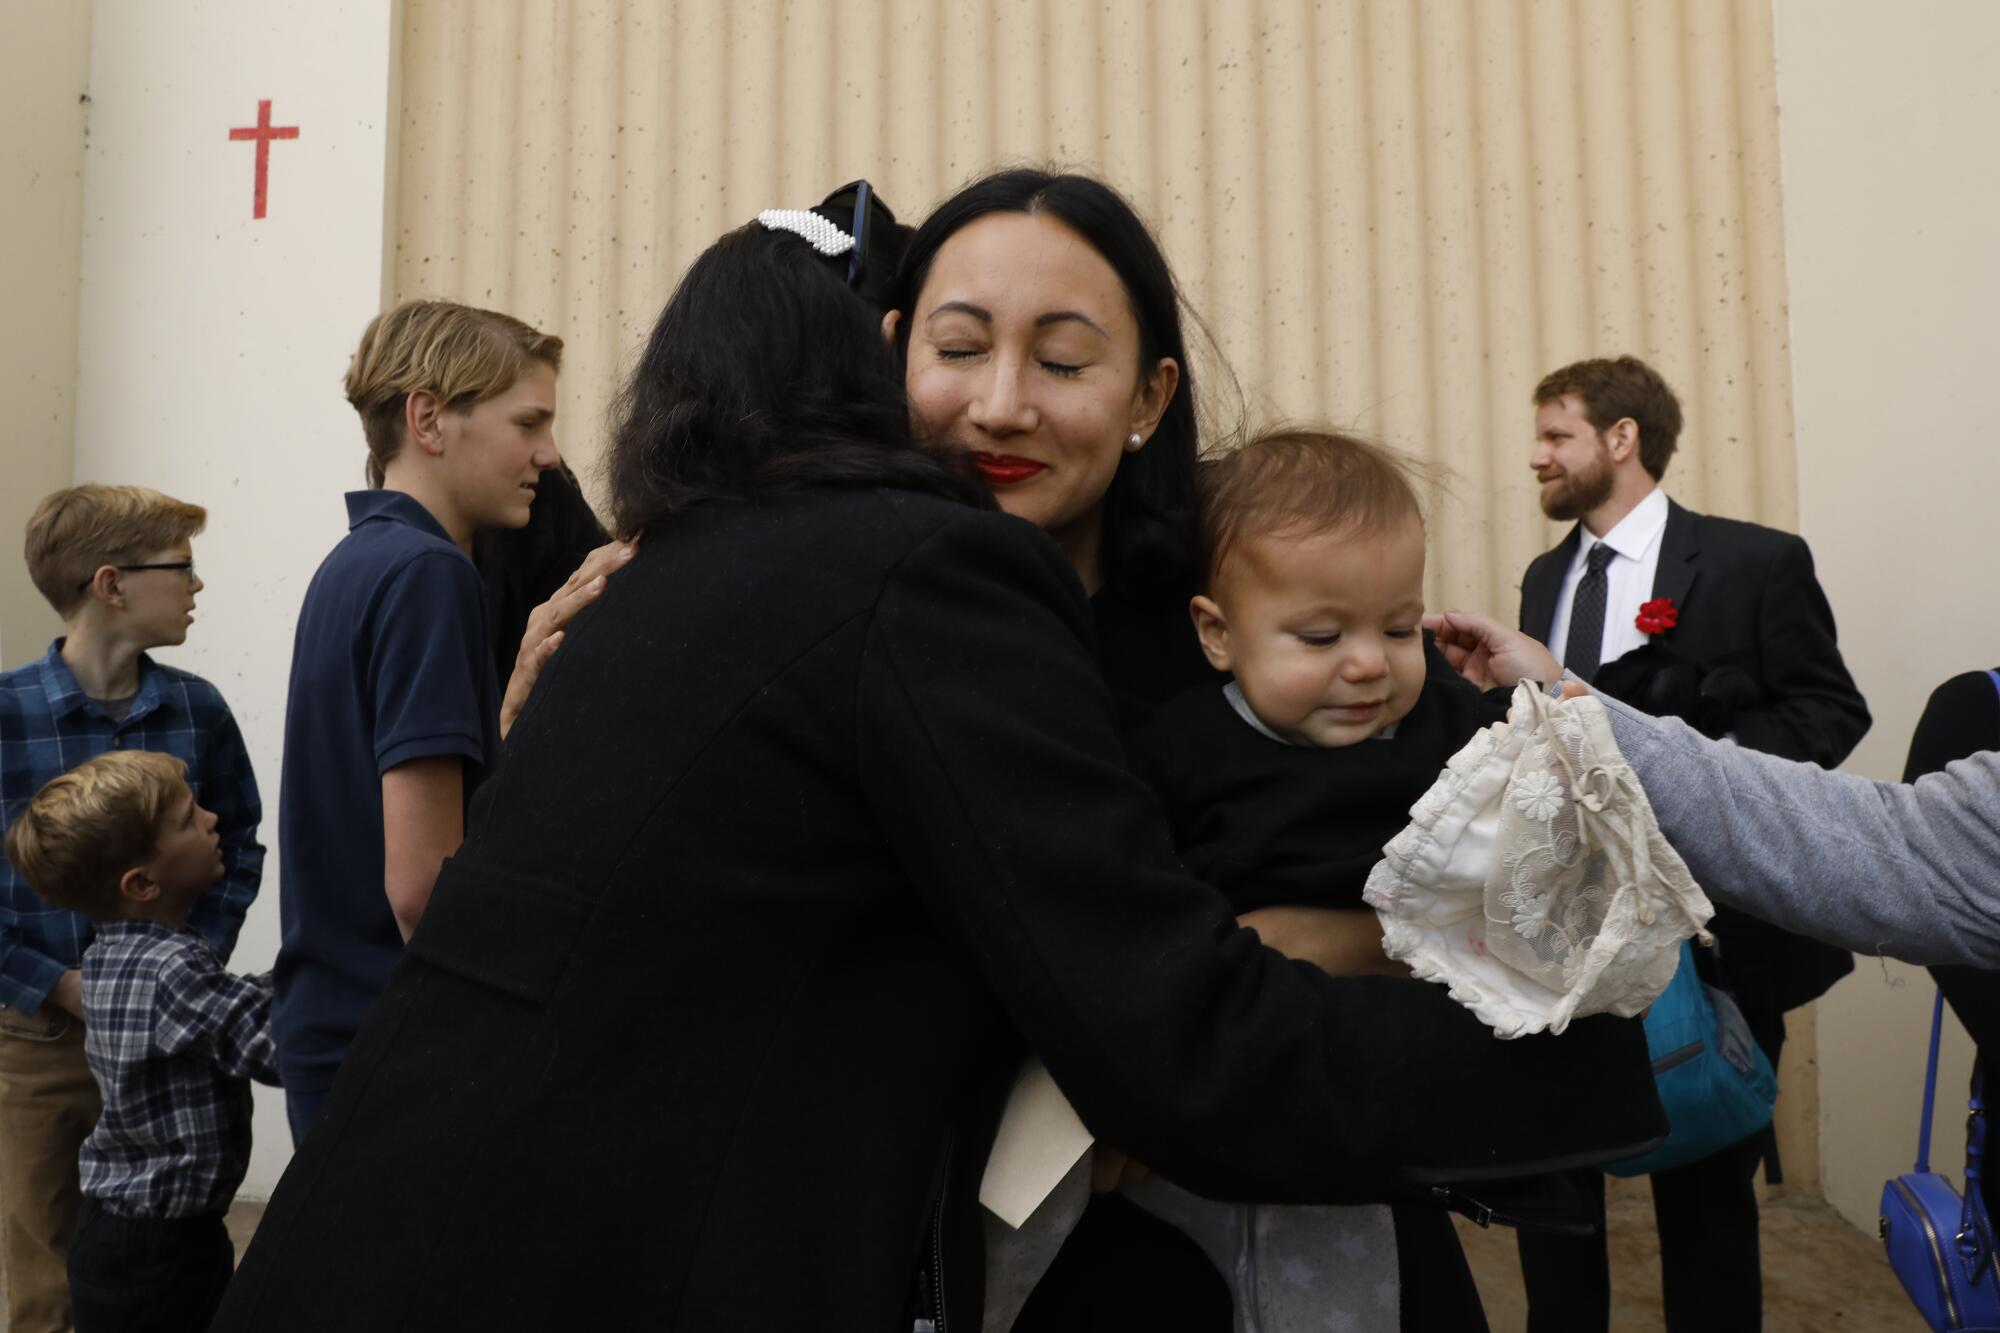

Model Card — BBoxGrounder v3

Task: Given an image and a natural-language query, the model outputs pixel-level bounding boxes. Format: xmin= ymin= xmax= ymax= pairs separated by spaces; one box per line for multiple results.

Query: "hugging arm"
xmin=857 ymin=514 xmax=1654 ymax=1202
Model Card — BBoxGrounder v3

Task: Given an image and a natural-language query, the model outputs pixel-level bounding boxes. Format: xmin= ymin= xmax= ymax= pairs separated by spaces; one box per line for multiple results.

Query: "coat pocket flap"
xmin=405 ymin=857 xmax=594 ymax=1006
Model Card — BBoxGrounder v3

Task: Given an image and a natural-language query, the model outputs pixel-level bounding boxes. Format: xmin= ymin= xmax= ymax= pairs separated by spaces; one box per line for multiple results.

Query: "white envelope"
xmin=977 ymin=1057 xmax=1095 ymax=1229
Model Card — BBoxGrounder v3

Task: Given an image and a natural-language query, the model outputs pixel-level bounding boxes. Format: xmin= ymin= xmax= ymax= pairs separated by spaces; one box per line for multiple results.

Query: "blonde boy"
xmin=0 ymin=486 xmax=262 ymax=1333
xmin=5 ymin=751 xmax=276 ymax=1333
xmin=275 ymin=300 xmax=562 ymax=1143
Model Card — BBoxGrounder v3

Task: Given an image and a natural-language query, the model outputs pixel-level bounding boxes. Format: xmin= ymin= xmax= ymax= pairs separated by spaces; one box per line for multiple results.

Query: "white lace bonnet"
xmin=1363 ymin=682 xmax=1714 ymax=1039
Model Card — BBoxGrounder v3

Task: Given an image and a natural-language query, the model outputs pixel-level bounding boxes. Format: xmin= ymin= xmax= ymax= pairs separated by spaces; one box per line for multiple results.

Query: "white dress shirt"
xmin=1547 ymin=485 xmax=1670 ymax=671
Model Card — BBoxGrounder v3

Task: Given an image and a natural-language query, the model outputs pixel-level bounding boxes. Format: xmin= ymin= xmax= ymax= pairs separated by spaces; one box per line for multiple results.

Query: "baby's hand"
xmin=1089 ymin=1145 xmax=1153 ymax=1194
xmin=1237 ymin=905 xmax=1410 ymax=978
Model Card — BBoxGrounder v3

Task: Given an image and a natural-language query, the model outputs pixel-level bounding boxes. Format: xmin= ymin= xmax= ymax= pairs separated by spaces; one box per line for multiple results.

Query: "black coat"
xmin=218 ymin=489 xmax=1663 ymax=1332
xmin=1129 ymin=667 xmax=1505 ymax=915
xmin=1520 ymin=499 xmax=1868 ymax=766
xmin=1520 ymin=498 xmax=1871 ymax=1015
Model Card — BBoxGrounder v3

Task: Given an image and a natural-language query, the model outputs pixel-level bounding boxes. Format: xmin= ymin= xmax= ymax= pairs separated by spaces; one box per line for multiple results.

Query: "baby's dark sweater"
xmin=1129 ymin=661 xmax=1506 ymax=915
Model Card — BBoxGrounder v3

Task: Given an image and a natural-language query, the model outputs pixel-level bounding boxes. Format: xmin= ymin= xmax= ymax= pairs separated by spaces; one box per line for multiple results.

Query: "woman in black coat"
xmin=214 ymin=218 xmax=1662 ymax=1332
xmin=885 ymin=168 xmax=1239 ymax=1330
xmin=885 ymin=169 xmax=1604 ymax=1332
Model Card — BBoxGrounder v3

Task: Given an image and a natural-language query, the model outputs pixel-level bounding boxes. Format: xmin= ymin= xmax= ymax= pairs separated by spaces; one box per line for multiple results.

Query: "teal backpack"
xmin=1606 ymin=938 xmax=1776 ymax=1177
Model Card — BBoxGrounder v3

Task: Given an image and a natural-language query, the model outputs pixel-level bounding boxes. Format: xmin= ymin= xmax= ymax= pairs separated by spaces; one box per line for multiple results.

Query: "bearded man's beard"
xmin=1539 ymin=448 xmax=1616 ymax=521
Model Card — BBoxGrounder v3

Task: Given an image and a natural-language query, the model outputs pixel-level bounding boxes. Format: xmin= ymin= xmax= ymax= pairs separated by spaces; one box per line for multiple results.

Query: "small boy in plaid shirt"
xmin=4 ymin=750 xmax=277 ymax=1333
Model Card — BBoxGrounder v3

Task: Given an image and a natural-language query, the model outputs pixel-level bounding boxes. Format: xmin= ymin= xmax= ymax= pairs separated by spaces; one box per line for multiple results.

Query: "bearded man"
xmin=1513 ymin=355 xmax=1870 ymax=1333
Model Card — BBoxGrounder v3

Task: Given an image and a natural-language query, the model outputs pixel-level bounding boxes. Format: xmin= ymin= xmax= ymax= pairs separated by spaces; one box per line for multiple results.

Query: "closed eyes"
xmin=932 ymin=346 xmax=1086 ymax=377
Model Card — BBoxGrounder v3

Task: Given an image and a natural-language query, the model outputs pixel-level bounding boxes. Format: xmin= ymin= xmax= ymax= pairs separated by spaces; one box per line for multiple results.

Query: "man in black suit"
xmin=1514 ymin=356 xmax=1870 ymax=1332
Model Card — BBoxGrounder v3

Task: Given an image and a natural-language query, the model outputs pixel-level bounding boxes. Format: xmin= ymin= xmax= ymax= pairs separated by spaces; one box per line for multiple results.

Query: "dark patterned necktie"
xmin=1563 ymin=542 xmax=1617 ymax=682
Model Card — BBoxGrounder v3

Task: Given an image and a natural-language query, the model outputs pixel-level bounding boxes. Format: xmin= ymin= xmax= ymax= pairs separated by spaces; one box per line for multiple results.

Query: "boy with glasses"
xmin=0 ymin=485 xmax=262 ymax=1333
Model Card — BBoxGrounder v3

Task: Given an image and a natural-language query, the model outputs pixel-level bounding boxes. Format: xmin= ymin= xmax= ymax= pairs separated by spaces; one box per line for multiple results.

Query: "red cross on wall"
xmin=227 ymin=99 xmax=299 ymax=220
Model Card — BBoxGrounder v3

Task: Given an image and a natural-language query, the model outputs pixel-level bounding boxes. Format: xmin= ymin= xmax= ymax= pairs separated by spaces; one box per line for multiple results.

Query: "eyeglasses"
xmin=76 ymin=561 xmax=197 ymax=592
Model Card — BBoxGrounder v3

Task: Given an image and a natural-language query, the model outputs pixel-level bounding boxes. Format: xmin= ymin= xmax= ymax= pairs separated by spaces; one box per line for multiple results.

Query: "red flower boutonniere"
xmin=1636 ymin=597 xmax=1679 ymax=635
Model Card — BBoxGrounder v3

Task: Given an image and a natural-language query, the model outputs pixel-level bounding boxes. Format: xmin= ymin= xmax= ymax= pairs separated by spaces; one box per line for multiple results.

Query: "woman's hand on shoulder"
xmin=499 ymin=537 xmax=639 ymax=737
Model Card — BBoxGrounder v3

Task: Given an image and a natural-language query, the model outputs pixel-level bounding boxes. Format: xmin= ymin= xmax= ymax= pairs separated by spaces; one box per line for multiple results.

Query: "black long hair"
xmin=604 ymin=223 xmax=992 ymax=536
xmin=887 ymin=169 xmax=1203 ymax=600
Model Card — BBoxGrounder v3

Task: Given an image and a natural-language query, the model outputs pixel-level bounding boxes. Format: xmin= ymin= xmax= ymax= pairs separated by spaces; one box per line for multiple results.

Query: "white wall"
xmin=0 ymin=3 xmax=92 ymax=667
xmin=71 ymin=0 xmax=400 ymax=1197
xmin=1773 ymin=0 xmax=2000 ymax=1232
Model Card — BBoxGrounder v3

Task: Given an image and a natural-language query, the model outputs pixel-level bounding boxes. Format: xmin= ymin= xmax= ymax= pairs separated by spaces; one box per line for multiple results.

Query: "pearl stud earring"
xmin=1126 ymin=433 xmax=1144 ymax=451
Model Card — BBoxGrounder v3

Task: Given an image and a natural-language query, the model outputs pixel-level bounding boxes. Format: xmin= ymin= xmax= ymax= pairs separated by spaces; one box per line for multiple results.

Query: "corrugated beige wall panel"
xmin=1471 ymin=1 xmax=1541 ymax=589
xmin=1734 ymin=0 xmax=1800 ymax=521
xmin=392 ymin=0 xmax=1799 ymax=620
xmin=1317 ymin=3 xmax=1380 ymax=436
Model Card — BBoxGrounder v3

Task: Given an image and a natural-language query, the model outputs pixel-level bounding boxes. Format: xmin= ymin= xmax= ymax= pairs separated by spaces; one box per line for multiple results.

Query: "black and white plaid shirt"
xmin=78 ymin=919 xmax=279 ymax=1218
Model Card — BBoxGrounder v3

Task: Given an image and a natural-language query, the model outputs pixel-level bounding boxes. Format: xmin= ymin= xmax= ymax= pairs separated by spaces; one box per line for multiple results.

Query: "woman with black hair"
xmin=481 ymin=181 xmax=910 ymax=737
xmin=213 ymin=210 xmax=1663 ymax=1332
xmin=883 ymin=170 xmax=1235 ymax=1327
xmin=886 ymin=169 xmax=1220 ymax=723
xmin=885 ymin=170 xmax=1516 ymax=1331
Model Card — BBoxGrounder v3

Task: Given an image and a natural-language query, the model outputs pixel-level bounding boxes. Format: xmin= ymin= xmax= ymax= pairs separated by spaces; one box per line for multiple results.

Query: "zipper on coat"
xmin=916 ymin=1134 xmax=955 ymax=1333
xmin=1242 ymin=1204 xmax=1261 ymax=1333
xmin=912 ymin=1265 xmax=936 ymax=1333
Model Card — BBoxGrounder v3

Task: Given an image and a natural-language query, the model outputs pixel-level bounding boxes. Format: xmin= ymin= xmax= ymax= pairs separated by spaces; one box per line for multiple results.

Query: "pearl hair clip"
xmin=756 ymin=208 xmax=856 ymax=257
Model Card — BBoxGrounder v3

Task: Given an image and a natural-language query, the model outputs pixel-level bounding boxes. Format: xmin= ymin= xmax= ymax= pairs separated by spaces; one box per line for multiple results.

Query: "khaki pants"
xmin=0 ymin=1002 xmax=100 ymax=1333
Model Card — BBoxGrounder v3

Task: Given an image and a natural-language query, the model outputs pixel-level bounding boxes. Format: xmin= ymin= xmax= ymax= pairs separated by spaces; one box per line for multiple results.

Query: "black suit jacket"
xmin=1521 ymin=497 xmax=1871 ymax=1011
xmin=216 ymin=490 xmax=1663 ymax=1332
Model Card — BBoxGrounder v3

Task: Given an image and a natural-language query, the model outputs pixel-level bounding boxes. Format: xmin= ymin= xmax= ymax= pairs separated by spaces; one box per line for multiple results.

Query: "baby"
xmin=1133 ymin=428 xmax=1502 ymax=943
xmin=1120 ymin=428 xmax=1507 ymax=1331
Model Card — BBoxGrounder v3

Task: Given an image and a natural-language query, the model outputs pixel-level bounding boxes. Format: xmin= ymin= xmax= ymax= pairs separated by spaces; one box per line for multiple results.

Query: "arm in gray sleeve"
xmin=1602 ymin=694 xmax=2000 ymax=967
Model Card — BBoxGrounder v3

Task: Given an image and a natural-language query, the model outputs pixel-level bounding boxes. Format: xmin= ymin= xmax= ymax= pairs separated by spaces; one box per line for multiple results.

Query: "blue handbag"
xmin=1605 ymin=939 xmax=1777 ymax=1177
xmin=1880 ymin=988 xmax=2000 ymax=1331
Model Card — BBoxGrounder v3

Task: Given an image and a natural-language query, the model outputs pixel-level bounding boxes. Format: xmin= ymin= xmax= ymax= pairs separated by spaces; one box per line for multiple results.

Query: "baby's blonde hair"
xmin=3 ymin=751 xmax=188 ymax=921
xmin=1199 ymin=427 xmax=1425 ymax=591
xmin=25 ymin=485 xmax=207 ymax=619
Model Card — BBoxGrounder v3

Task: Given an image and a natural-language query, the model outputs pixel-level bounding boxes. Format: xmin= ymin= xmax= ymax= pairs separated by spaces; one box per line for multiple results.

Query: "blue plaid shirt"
xmin=0 ymin=642 xmax=264 ymax=1013
xmin=77 ymin=918 xmax=278 ymax=1218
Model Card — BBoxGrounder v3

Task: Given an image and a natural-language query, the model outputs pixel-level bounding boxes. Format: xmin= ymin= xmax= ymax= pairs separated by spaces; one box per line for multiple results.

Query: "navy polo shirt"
xmin=272 ymin=491 xmax=501 ymax=1096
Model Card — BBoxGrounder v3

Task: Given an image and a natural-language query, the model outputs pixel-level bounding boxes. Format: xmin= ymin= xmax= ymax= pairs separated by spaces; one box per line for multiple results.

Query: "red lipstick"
xmin=971 ymin=453 xmax=1047 ymax=485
